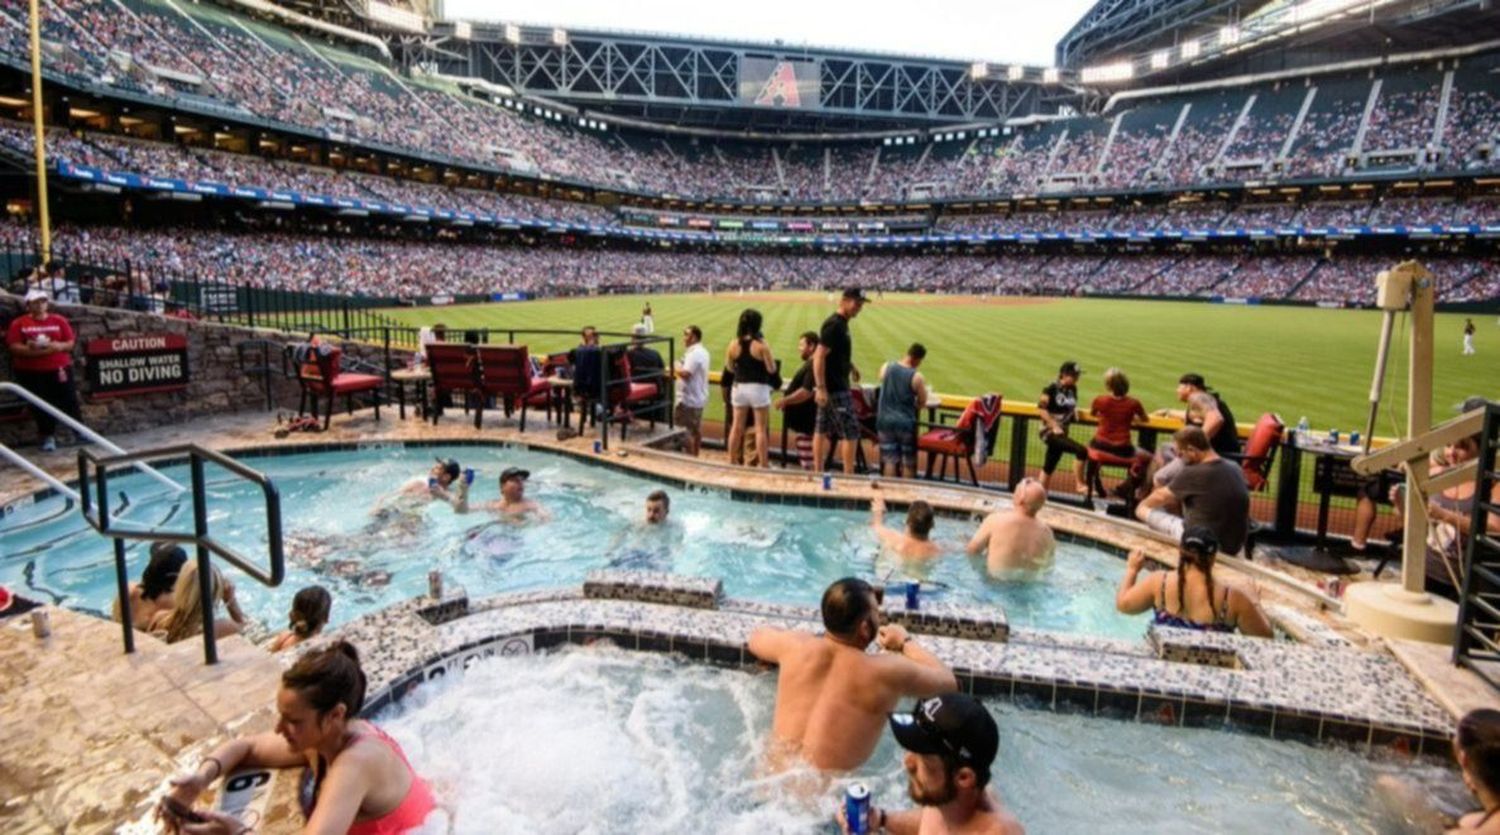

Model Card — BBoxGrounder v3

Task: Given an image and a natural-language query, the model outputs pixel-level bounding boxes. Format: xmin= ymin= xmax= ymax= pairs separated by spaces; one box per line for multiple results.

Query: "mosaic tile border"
xmin=316 ymin=574 xmax=1455 ymax=762
xmin=584 ymin=569 xmax=722 ymax=609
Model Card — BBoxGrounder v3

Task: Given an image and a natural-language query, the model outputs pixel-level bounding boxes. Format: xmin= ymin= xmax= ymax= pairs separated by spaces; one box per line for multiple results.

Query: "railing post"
xmin=1006 ymin=414 xmax=1029 ymax=491
xmin=113 ymin=538 xmax=135 ymax=654
xmin=1274 ymin=435 xmax=1301 ymax=539
xmin=190 ymin=452 xmax=219 ymax=665
xmin=667 ymin=337 xmax=676 ymax=429
xmin=600 ymin=349 xmax=610 ymax=451
xmin=342 ymin=300 xmax=351 ymax=337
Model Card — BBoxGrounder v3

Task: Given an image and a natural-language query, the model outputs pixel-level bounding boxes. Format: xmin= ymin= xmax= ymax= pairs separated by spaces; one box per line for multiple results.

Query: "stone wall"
xmin=0 ymin=295 xmax=394 ymax=447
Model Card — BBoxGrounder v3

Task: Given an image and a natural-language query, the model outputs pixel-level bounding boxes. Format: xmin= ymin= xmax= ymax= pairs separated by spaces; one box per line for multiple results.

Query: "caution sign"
xmin=85 ymin=334 xmax=189 ymax=399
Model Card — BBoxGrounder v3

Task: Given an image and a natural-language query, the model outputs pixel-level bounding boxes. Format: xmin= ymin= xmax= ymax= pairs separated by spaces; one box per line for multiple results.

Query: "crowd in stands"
xmin=9 ymin=214 xmax=1487 ymax=303
xmin=6 ymin=0 xmax=1500 ymax=204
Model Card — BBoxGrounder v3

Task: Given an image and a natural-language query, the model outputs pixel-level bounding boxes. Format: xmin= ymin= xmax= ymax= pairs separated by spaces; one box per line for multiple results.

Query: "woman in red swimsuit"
xmin=160 ymin=641 xmax=437 ymax=834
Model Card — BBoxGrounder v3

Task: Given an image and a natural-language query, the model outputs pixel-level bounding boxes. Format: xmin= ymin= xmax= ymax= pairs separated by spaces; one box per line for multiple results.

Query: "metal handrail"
xmin=77 ymin=443 xmax=284 ymax=664
xmin=0 ymin=383 xmax=185 ymax=495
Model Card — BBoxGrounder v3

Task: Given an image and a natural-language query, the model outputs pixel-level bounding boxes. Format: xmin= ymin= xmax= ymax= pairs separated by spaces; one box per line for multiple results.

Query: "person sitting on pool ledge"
xmin=871 ymin=491 xmax=941 ymax=559
xmin=158 ymin=641 xmax=438 ymax=835
xmin=965 ymin=478 xmax=1055 ymax=575
xmin=1115 ymin=526 xmax=1272 ymax=637
xmin=112 ymin=541 xmax=187 ymax=631
xmin=484 ymin=467 xmax=548 ymax=520
xmin=150 ymin=562 xmax=250 ymax=645
xmin=748 ymin=577 xmax=956 ymax=772
xmin=837 ymin=694 xmax=1024 ymax=835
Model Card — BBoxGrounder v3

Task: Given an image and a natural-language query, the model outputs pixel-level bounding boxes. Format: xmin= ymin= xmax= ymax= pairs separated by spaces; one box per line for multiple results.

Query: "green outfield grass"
xmin=374 ymin=292 xmax=1496 ymax=434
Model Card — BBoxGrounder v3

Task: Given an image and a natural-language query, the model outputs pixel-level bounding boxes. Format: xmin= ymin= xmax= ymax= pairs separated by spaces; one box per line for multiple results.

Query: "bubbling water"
xmin=380 ymin=646 xmax=1464 ymax=835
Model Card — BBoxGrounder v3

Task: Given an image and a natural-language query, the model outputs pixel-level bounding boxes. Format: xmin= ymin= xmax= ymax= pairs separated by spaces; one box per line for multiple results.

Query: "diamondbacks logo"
xmin=754 ymin=62 xmax=803 ymax=108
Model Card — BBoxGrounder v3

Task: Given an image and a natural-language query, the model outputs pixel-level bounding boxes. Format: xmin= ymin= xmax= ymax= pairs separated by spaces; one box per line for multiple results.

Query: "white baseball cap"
xmin=23 ymin=289 xmax=48 ymax=303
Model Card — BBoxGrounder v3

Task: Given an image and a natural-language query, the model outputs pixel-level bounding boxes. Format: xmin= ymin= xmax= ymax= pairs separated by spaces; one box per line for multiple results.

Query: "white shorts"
xmin=731 ymin=383 xmax=772 ymax=409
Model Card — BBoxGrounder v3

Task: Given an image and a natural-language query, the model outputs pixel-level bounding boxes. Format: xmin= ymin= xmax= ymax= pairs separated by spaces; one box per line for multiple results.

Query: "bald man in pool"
xmin=748 ymin=577 xmax=957 ymax=772
xmin=965 ymin=478 xmax=1056 ymax=575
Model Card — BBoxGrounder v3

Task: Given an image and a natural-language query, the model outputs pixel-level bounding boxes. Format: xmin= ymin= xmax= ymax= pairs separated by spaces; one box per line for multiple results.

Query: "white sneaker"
xmin=40 ymin=436 xmax=57 ymax=452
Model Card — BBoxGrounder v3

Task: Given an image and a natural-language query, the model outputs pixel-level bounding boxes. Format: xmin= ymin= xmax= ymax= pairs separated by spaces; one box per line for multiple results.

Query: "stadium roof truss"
xmin=429 ymin=34 xmax=1055 ymax=130
xmin=1056 ymin=0 xmax=1262 ymax=68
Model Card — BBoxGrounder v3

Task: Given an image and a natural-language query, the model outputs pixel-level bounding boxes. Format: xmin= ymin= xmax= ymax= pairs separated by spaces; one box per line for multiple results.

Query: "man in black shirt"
xmin=775 ymin=331 xmax=820 ymax=469
xmin=1038 ymin=361 xmax=1088 ymax=493
xmin=814 ymin=287 xmax=869 ymax=474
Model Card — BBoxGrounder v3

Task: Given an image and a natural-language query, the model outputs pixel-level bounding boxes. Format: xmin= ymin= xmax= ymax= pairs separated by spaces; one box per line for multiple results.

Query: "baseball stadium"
xmin=0 ymin=0 xmax=1498 ymax=830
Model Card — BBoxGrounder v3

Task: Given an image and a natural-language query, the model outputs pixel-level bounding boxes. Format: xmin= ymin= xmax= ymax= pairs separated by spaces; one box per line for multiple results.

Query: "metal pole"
xmin=191 ymin=453 xmax=218 ymax=665
xmin=27 ymin=0 xmax=50 ymax=261
xmin=113 ymin=538 xmax=135 ymax=654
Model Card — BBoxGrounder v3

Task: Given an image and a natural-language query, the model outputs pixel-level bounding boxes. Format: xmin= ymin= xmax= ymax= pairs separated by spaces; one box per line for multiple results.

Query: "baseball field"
xmin=375 ymin=292 xmax=1495 ymax=434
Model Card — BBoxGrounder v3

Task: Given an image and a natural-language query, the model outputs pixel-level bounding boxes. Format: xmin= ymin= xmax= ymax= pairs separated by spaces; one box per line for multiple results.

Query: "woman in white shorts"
xmin=726 ymin=308 xmax=776 ymax=467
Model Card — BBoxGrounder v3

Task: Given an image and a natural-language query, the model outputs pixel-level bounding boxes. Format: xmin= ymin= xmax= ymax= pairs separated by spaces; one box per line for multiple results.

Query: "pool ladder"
xmin=78 ymin=444 xmax=284 ymax=665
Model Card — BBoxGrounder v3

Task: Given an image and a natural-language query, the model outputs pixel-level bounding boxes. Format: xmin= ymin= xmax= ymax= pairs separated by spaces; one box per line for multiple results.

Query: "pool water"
xmin=1 ymin=444 xmax=1144 ymax=637
xmin=381 ymin=645 xmax=1464 ymax=835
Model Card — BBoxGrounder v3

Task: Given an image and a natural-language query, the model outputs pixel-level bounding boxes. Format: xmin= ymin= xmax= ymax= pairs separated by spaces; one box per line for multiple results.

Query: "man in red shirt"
xmin=6 ymin=289 xmax=80 ymax=452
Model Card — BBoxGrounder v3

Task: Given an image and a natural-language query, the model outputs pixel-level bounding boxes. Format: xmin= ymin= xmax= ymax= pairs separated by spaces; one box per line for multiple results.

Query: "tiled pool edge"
xmin=317 ymin=580 xmax=1456 ymax=760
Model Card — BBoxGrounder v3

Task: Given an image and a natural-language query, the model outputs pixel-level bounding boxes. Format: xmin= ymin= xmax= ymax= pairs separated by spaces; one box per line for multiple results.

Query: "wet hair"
xmin=289 ymin=586 xmax=332 ymax=639
xmin=800 ymin=330 xmax=820 ymax=347
xmin=906 ymin=500 xmax=935 ymax=538
xmin=821 ymin=577 xmax=877 ymax=638
xmin=907 ymin=343 xmax=927 ymax=361
xmin=1176 ymin=543 xmax=1218 ymax=623
xmin=1103 ymin=367 xmax=1130 ymax=397
xmin=1458 ymin=709 xmax=1500 ymax=792
xmin=647 ymin=489 xmax=670 ymax=511
xmin=141 ymin=543 xmax=188 ymax=600
xmin=1174 ymin=425 xmax=1211 ymax=452
xmin=283 ymin=640 xmax=367 ymax=719
xmin=737 ymin=309 xmax=763 ymax=340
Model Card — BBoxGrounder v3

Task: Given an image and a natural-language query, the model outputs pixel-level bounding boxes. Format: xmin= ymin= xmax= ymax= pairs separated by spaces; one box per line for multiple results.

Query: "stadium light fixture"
xmin=1042 ymin=68 xmax=1059 ymax=84
xmin=1150 ymin=50 xmax=1170 ymax=69
xmin=1080 ymin=62 xmax=1132 ymax=83
xmin=368 ymin=1 xmax=425 ymax=33
xmin=1180 ymin=39 xmax=1201 ymax=59
xmin=504 ymin=23 xmax=521 ymax=44
xmin=454 ymin=20 xmax=472 ymax=40
xmin=551 ymin=28 xmax=568 ymax=46
xmin=1007 ymin=65 xmax=1024 ymax=81
xmin=1219 ymin=24 xmax=1240 ymax=45
xmin=970 ymin=62 xmax=988 ymax=80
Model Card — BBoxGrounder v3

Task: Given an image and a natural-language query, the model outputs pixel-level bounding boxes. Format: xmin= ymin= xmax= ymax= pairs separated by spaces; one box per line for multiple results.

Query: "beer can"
xmin=1328 ymin=428 xmax=1340 ymax=445
xmin=845 ymin=783 xmax=871 ymax=834
xmin=428 ymin=570 xmax=443 ymax=600
xmin=593 ymin=440 xmax=603 ymax=454
xmin=822 ymin=473 xmax=833 ymax=490
xmin=1349 ymin=430 xmax=1361 ymax=447
xmin=31 ymin=608 xmax=51 ymax=639
xmin=905 ymin=581 xmax=920 ymax=611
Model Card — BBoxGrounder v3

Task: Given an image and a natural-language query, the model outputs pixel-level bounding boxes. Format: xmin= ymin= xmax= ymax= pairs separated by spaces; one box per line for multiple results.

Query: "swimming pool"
xmin=380 ymin=645 xmax=1464 ymax=834
xmin=0 ymin=443 xmax=1144 ymax=637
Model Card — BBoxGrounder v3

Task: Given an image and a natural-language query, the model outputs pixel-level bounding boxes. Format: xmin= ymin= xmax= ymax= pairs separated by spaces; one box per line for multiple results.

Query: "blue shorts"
xmin=878 ymin=429 xmax=917 ymax=464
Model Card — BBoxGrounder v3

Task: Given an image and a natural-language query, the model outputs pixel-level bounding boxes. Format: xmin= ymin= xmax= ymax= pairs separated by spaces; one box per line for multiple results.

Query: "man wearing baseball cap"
xmin=813 ymin=287 xmax=870 ymax=474
xmin=839 ymin=693 xmax=1024 ymax=834
xmin=5 ymin=288 xmax=79 ymax=452
xmin=485 ymin=466 xmax=547 ymax=519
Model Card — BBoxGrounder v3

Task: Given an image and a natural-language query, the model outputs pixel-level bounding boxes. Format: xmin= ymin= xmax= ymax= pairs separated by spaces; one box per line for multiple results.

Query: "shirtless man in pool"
xmin=966 ymin=478 xmax=1056 ymax=575
xmin=748 ymin=577 xmax=956 ymax=771
xmin=483 ymin=467 xmax=548 ymax=520
xmin=870 ymin=493 xmax=942 ymax=559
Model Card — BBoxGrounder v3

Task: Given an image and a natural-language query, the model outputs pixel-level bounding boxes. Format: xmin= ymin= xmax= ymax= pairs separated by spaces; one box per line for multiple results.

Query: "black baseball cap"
xmin=889 ymin=694 xmax=999 ymax=775
xmin=1181 ymin=525 xmax=1219 ymax=556
xmin=1059 ymin=361 xmax=1083 ymax=377
xmin=500 ymin=467 xmax=530 ymax=484
xmin=1178 ymin=373 xmax=1207 ymax=388
xmin=842 ymin=287 xmax=872 ymax=303
xmin=435 ymin=458 xmax=461 ymax=480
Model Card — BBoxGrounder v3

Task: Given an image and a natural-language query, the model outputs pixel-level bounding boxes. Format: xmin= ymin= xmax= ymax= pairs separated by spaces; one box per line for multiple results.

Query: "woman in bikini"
xmin=1114 ymin=525 xmax=1273 ymax=638
xmin=159 ymin=641 xmax=437 ymax=834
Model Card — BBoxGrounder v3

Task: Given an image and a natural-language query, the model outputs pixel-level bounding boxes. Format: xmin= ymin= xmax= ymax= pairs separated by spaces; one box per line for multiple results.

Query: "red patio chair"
xmin=918 ymin=393 xmax=1002 ymax=486
xmin=473 ymin=345 xmax=541 ymax=431
xmin=427 ymin=343 xmax=480 ymax=426
xmin=296 ymin=344 xmax=383 ymax=430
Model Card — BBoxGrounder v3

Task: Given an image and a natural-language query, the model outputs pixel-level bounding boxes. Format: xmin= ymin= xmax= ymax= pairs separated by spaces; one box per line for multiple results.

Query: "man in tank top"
xmin=876 ymin=343 xmax=929 ymax=478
